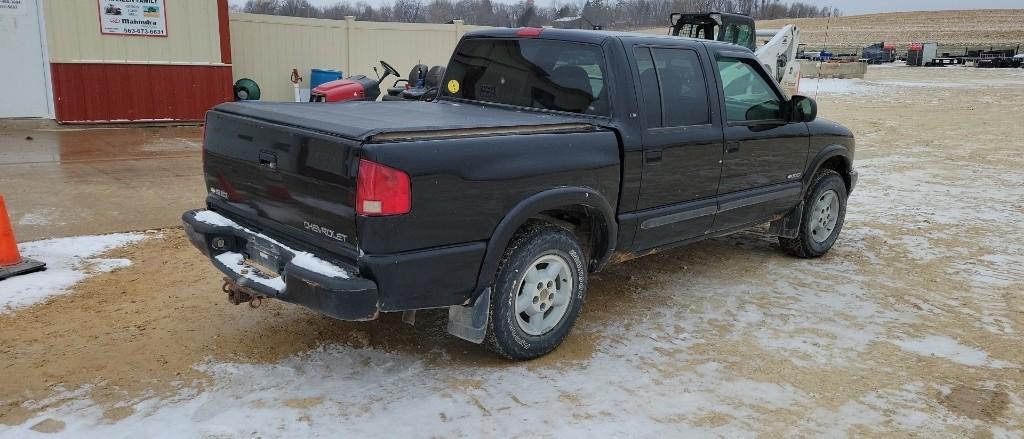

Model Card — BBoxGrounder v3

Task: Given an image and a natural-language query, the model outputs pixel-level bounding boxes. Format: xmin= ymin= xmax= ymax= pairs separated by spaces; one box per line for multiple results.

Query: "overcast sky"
xmin=233 ymin=0 xmax=1022 ymax=16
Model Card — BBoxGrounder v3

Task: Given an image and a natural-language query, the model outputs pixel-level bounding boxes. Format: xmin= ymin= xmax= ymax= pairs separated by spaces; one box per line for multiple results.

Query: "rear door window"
xmin=634 ymin=47 xmax=711 ymax=128
xmin=444 ymin=38 xmax=609 ymax=116
xmin=652 ymin=48 xmax=711 ymax=127
xmin=633 ymin=47 xmax=661 ymax=128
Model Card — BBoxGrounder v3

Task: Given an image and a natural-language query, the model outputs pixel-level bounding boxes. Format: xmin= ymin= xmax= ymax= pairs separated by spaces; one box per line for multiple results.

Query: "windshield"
xmin=442 ymin=38 xmax=609 ymax=116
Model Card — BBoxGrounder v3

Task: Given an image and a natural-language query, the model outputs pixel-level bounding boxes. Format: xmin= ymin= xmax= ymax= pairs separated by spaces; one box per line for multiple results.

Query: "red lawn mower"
xmin=310 ymin=60 xmax=445 ymax=103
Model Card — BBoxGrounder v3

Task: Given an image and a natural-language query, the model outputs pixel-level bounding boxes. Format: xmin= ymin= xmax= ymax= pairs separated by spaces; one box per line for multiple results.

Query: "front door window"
xmin=716 ymin=57 xmax=782 ymax=123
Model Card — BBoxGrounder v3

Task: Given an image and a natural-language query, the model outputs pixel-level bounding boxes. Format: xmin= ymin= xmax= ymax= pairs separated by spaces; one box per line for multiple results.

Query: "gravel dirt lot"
xmin=1 ymin=65 xmax=1022 ymax=437
xmin=0 ymin=126 xmax=204 ymax=242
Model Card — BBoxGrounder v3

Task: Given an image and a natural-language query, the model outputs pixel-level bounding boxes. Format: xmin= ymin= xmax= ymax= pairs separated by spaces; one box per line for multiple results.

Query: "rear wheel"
xmin=780 ymin=169 xmax=848 ymax=258
xmin=486 ymin=224 xmax=587 ymax=360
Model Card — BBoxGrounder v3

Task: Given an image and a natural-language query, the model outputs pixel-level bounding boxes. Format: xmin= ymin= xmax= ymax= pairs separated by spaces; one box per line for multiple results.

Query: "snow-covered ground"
xmin=5 ymin=148 xmax=1022 ymax=436
xmin=0 ymin=233 xmax=150 ymax=313
xmin=797 ymin=64 xmax=995 ymax=97
xmin=800 ymin=78 xmax=876 ymax=95
xmin=6 ymin=213 xmax=1021 ymax=438
xmin=799 ymin=77 xmax=974 ymax=96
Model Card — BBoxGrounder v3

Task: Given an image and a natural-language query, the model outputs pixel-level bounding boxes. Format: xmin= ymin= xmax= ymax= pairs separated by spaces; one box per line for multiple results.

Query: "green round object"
xmin=233 ymin=78 xmax=261 ymax=101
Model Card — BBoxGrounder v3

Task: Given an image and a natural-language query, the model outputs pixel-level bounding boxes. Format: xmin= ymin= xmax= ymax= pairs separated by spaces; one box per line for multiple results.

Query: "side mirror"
xmin=789 ymin=95 xmax=817 ymax=122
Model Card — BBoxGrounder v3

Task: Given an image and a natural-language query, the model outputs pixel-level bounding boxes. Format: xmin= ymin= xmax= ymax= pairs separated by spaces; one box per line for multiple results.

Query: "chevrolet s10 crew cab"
xmin=183 ymin=27 xmax=857 ymax=360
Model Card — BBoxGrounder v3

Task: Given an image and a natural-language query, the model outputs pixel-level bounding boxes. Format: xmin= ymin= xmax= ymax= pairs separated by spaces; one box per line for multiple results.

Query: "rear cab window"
xmin=443 ymin=38 xmax=609 ymax=116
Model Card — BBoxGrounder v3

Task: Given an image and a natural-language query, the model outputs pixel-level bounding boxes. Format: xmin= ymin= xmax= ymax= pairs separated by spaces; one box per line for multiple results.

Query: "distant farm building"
xmin=552 ymin=16 xmax=601 ymax=30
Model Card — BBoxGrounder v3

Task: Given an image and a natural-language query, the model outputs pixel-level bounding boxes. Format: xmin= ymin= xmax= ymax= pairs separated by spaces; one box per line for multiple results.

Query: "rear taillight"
xmin=356 ymin=159 xmax=411 ymax=216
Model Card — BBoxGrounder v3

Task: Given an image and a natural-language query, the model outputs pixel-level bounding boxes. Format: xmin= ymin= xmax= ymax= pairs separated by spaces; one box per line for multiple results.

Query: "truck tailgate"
xmin=203 ymin=110 xmax=359 ymax=259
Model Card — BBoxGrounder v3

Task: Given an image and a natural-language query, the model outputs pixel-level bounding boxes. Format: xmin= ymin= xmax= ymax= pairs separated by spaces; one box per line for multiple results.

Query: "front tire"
xmin=780 ymin=169 xmax=848 ymax=258
xmin=486 ymin=223 xmax=587 ymax=360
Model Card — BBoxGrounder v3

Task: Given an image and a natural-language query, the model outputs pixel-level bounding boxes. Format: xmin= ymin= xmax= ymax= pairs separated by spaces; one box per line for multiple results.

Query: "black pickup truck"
xmin=183 ymin=28 xmax=856 ymax=360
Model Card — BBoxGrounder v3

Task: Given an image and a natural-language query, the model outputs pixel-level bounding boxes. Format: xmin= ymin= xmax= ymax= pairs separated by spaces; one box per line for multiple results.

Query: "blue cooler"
xmin=310 ymin=69 xmax=343 ymax=89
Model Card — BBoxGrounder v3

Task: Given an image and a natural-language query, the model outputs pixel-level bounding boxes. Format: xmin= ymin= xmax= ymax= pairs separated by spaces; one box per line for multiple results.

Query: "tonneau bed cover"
xmin=212 ymin=100 xmax=597 ymax=142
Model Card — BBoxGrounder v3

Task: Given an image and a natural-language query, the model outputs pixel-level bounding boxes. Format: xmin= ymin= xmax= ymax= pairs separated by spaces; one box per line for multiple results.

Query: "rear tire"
xmin=780 ymin=169 xmax=848 ymax=258
xmin=485 ymin=223 xmax=587 ymax=360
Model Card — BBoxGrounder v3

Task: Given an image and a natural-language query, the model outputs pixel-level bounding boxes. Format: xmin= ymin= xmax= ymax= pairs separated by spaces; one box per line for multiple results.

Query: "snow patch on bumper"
xmin=192 ymin=210 xmax=350 ymax=280
xmin=214 ymin=252 xmax=286 ymax=292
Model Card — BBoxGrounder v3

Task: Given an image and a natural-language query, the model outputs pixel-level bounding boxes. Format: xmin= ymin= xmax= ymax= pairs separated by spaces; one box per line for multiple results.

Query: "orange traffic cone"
xmin=0 ymin=195 xmax=46 ymax=280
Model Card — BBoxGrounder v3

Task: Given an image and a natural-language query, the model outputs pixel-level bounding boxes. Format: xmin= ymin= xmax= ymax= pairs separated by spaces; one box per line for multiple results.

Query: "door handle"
xmin=258 ymin=150 xmax=278 ymax=170
xmin=645 ymin=150 xmax=663 ymax=163
xmin=726 ymin=141 xmax=741 ymax=154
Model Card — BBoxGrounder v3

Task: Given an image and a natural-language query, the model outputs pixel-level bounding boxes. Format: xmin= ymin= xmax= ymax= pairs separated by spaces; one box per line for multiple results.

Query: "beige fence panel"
xmin=229 ymin=13 xmax=348 ymax=102
xmin=43 ymin=0 xmax=222 ymax=64
xmin=347 ymin=20 xmax=457 ymax=84
xmin=229 ymin=14 xmax=492 ymax=102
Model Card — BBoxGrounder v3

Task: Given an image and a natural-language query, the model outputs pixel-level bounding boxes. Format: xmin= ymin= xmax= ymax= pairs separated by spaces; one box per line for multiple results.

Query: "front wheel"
xmin=780 ymin=169 xmax=848 ymax=258
xmin=486 ymin=224 xmax=587 ymax=360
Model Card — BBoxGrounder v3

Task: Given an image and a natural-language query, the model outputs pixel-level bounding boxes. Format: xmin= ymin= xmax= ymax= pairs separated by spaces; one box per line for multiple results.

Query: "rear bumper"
xmin=182 ymin=209 xmax=379 ymax=321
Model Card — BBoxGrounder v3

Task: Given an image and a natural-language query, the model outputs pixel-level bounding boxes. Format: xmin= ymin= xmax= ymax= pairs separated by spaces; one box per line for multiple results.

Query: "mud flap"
xmin=769 ymin=201 xmax=804 ymax=239
xmin=447 ymin=287 xmax=490 ymax=344
xmin=402 ymin=310 xmax=416 ymax=326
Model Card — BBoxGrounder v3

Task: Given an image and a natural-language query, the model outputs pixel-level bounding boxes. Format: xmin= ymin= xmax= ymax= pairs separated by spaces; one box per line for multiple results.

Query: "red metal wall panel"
xmin=50 ymin=64 xmax=233 ymax=123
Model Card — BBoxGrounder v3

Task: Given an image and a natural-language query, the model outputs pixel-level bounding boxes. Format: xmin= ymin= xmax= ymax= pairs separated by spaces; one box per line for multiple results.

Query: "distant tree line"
xmin=238 ymin=0 xmax=841 ymax=29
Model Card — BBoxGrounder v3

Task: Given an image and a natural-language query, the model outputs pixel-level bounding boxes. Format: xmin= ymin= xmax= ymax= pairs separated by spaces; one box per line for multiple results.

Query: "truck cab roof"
xmin=463 ymin=27 xmax=753 ymax=54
